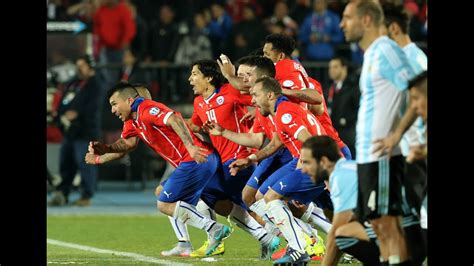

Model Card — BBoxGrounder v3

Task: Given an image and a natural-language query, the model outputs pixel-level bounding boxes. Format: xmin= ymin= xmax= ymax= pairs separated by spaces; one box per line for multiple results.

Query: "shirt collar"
xmin=274 ymin=95 xmax=289 ymax=112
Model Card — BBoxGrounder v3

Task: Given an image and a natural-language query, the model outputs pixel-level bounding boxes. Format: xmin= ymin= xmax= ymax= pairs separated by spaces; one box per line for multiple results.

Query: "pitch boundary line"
xmin=47 ymin=238 xmax=192 ymax=265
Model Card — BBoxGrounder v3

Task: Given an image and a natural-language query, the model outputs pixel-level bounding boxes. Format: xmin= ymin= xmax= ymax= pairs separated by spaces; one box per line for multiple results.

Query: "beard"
xmin=259 ymin=105 xmax=270 ymax=116
xmin=314 ymin=168 xmax=330 ymax=185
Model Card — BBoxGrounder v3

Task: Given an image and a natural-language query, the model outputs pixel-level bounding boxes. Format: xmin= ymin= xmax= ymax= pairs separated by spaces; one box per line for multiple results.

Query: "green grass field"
xmin=47 ymin=214 xmax=363 ymax=265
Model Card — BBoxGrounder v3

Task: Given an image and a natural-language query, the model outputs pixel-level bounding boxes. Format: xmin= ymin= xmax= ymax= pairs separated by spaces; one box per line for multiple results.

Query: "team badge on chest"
xmin=216 ymin=96 xmax=225 ymax=105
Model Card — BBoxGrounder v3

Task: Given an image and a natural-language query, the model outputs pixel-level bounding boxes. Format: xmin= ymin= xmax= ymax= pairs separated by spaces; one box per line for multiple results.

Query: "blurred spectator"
xmin=124 ymin=0 xmax=148 ymax=62
xmin=403 ymin=0 xmax=424 ymax=41
xmin=49 ymin=55 xmax=103 ymax=207
xmin=130 ymin=0 xmax=165 ymax=25
xmin=66 ymin=0 xmax=101 ymax=24
xmin=289 ymin=0 xmax=312 ymax=26
xmin=226 ymin=0 xmax=262 ymax=23
xmin=120 ymin=49 xmax=150 ymax=84
xmin=147 ymin=4 xmax=180 ymax=65
xmin=326 ymin=0 xmax=345 ymax=17
xmin=47 ymin=69 xmax=65 ymax=144
xmin=418 ymin=0 xmax=427 ymax=26
xmin=421 ymin=2 xmax=427 ymax=36
xmin=48 ymin=50 xmax=77 ymax=84
xmin=268 ymin=20 xmax=286 ymax=35
xmin=324 ymin=56 xmax=359 ymax=158
xmin=299 ymin=0 xmax=344 ymax=61
xmin=206 ymin=2 xmax=233 ymax=58
xmin=227 ymin=4 xmax=266 ymax=60
xmin=93 ymin=0 xmax=136 ymax=86
xmin=174 ymin=12 xmax=213 ymax=65
xmin=265 ymin=1 xmax=299 ymax=38
xmin=47 ymin=0 xmax=70 ymax=21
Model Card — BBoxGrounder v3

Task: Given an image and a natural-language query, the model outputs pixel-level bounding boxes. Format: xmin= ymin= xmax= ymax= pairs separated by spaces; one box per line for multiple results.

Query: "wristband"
xmin=95 ymin=155 xmax=101 ymax=165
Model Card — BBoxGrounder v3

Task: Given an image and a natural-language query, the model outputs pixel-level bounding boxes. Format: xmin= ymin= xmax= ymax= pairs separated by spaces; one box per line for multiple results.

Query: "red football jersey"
xmin=275 ymin=58 xmax=315 ymax=109
xmin=308 ymin=77 xmax=346 ymax=149
xmin=274 ymin=99 xmax=327 ymax=158
xmin=191 ymin=84 xmax=252 ymax=162
xmin=252 ymin=109 xmax=276 ymax=140
xmin=275 ymin=58 xmax=310 ymax=92
xmin=121 ymin=100 xmax=213 ymax=167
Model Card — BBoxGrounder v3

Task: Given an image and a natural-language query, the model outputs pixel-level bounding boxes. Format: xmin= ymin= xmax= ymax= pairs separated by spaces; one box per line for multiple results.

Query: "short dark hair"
xmin=76 ymin=54 xmax=96 ymax=69
xmin=250 ymin=47 xmax=264 ymax=56
xmin=107 ymin=81 xmax=139 ymax=100
xmin=383 ymin=4 xmax=409 ymax=34
xmin=254 ymin=76 xmax=282 ymax=95
xmin=330 ymin=56 xmax=349 ymax=68
xmin=130 ymin=83 xmax=152 ymax=100
xmin=191 ymin=59 xmax=226 ymax=88
xmin=355 ymin=0 xmax=384 ymax=27
xmin=239 ymin=55 xmax=276 ymax=78
xmin=408 ymin=70 xmax=427 ymax=92
xmin=302 ymin=135 xmax=341 ymax=163
xmin=264 ymin=33 xmax=295 ymax=57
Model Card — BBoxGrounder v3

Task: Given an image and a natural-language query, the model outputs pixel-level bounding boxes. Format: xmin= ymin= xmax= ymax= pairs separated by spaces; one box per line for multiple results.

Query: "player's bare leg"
xmin=370 ymin=215 xmax=409 ymax=263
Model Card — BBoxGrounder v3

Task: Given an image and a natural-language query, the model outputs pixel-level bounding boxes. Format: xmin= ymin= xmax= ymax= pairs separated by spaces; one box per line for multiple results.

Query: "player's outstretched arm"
xmin=185 ymin=118 xmax=202 ymax=133
xmin=282 ymin=88 xmax=323 ymax=104
xmin=308 ymin=103 xmax=325 ymax=116
xmin=167 ymin=113 xmax=209 ymax=163
xmin=85 ymin=152 xmax=126 ymax=165
xmin=203 ymin=121 xmax=265 ymax=149
xmin=228 ymin=133 xmax=283 ymax=176
xmin=250 ymin=133 xmax=283 ymax=162
xmin=90 ymin=137 xmax=138 ymax=155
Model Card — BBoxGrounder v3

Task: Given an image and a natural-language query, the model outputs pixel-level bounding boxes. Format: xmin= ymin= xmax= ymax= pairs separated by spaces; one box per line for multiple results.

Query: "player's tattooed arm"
xmin=308 ymin=103 xmax=324 ymax=116
xmin=167 ymin=113 xmax=208 ymax=163
xmin=168 ymin=114 xmax=195 ymax=147
xmin=185 ymin=118 xmax=201 ymax=133
xmin=109 ymin=138 xmax=138 ymax=152
xmin=282 ymin=88 xmax=322 ymax=104
xmin=203 ymin=121 xmax=265 ymax=148
xmin=253 ymin=133 xmax=283 ymax=162
xmin=85 ymin=152 xmax=126 ymax=165
xmin=90 ymin=137 xmax=138 ymax=154
xmin=228 ymin=133 xmax=283 ymax=176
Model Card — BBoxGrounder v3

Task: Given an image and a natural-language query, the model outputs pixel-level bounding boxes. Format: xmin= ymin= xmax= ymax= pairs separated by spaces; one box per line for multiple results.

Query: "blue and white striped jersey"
xmin=356 ymin=36 xmax=415 ymax=163
xmin=400 ymin=42 xmax=428 ymax=156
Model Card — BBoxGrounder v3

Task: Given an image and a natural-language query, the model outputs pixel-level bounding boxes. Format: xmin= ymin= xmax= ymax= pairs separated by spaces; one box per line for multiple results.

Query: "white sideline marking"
xmin=47 ymin=239 xmax=192 ymax=265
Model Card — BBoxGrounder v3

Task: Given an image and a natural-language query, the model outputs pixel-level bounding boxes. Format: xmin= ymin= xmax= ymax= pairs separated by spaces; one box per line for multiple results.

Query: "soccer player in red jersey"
xmin=89 ymin=82 xmax=231 ymax=256
xmin=262 ymin=33 xmax=322 ymax=106
xmin=229 ymin=77 xmax=331 ymax=264
xmin=188 ymin=60 xmax=280 ymax=259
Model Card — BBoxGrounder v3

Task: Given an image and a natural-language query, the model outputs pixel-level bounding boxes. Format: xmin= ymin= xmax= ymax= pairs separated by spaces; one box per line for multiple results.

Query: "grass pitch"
xmin=47 ymin=214 xmax=362 ymax=265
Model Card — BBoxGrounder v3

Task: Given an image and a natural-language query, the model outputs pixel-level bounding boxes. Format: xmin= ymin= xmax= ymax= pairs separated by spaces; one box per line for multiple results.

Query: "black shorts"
xmin=403 ymin=159 xmax=427 ymax=213
xmin=356 ymin=155 xmax=407 ymax=222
